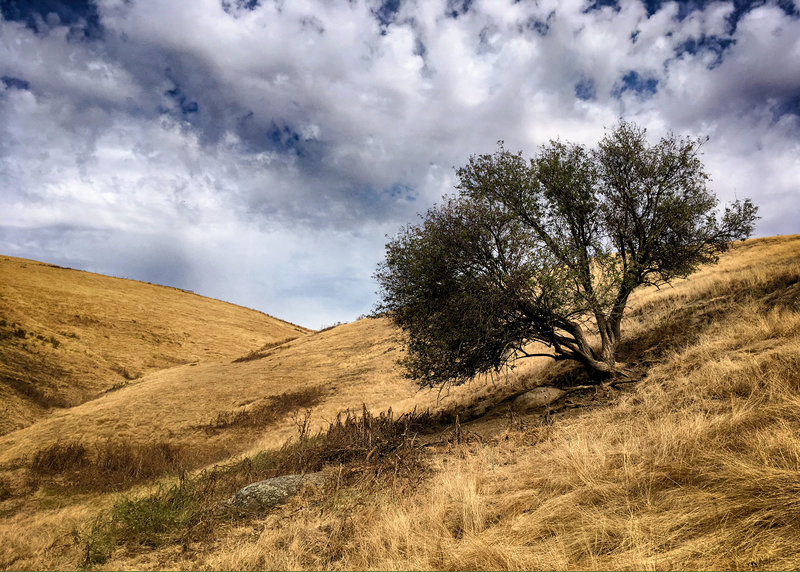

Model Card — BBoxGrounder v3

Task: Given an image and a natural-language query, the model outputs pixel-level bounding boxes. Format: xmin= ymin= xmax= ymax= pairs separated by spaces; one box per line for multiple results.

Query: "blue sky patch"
xmin=613 ymin=70 xmax=658 ymax=98
xmin=267 ymin=122 xmax=304 ymax=155
xmin=221 ymin=0 xmax=260 ymax=15
xmin=446 ymin=0 xmax=473 ymax=19
xmin=775 ymin=93 xmax=800 ymax=119
xmin=1 ymin=76 xmax=31 ymax=90
xmin=373 ymin=0 xmax=402 ymax=29
xmin=675 ymin=35 xmax=736 ymax=69
xmin=165 ymin=86 xmax=199 ymax=115
xmin=642 ymin=1 xmax=798 ymax=33
xmin=575 ymin=78 xmax=596 ymax=101
xmin=583 ymin=0 xmax=621 ymax=14
xmin=0 ymin=0 xmax=102 ymax=39
xmin=388 ymin=183 xmax=417 ymax=202
xmin=524 ymin=11 xmax=555 ymax=36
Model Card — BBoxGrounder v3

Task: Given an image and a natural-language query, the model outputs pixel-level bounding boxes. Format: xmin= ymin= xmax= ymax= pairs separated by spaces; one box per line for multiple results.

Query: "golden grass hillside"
xmin=1 ymin=235 xmax=799 ymax=570
xmin=0 ymin=255 xmax=310 ymax=434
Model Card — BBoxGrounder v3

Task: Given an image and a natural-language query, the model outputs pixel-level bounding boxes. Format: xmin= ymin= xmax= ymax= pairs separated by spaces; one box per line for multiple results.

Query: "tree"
xmin=375 ymin=122 xmax=758 ymax=387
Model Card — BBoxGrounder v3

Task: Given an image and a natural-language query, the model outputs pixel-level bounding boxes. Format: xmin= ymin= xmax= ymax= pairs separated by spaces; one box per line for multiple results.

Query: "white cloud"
xmin=1 ymin=0 xmax=799 ymax=328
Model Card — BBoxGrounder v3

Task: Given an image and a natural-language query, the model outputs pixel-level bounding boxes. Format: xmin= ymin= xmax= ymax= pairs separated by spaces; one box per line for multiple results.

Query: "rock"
xmin=466 ymin=399 xmax=493 ymax=418
xmin=227 ymin=472 xmax=325 ymax=512
xmin=513 ymin=386 xmax=566 ymax=410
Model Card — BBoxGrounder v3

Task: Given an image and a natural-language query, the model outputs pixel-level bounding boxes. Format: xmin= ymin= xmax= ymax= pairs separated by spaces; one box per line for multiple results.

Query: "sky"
xmin=1 ymin=0 xmax=799 ymax=329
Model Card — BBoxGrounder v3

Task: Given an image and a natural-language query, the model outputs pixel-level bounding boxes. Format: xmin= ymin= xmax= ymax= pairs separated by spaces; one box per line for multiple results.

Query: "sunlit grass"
xmin=1 ymin=235 xmax=799 ymax=570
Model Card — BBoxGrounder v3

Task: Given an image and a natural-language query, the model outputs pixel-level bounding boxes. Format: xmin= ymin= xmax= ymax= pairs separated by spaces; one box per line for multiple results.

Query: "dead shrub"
xmin=31 ymin=441 xmax=88 ymax=474
xmin=272 ymin=405 xmax=436 ymax=481
xmin=231 ymin=337 xmax=297 ymax=363
xmin=30 ymin=439 xmax=186 ymax=491
xmin=205 ymin=386 xmax=325 ymax=431
xmin=110 ymin=363 xmax=140 ymax=381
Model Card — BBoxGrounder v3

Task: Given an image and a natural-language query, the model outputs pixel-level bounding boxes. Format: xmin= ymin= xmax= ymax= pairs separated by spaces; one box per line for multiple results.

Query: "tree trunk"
xmin=592 ymin=314 xmax=617 ymax=367
xmin=557 ymin=319 xmax=621 ymax=377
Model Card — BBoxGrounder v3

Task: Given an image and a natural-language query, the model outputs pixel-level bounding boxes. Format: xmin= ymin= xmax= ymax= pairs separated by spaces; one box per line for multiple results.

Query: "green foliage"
xmin=376 ymin=122 xmax=759 ymax=386
xmin=74 ymin=516 xmax=116 ymax=568
xmin=111 ymin=477 xmax=200 ymax=546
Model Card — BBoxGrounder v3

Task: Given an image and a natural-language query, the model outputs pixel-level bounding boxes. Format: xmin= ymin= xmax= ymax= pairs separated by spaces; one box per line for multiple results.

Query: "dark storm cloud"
xmin=1 ymin=0 xmax=799 ymax=327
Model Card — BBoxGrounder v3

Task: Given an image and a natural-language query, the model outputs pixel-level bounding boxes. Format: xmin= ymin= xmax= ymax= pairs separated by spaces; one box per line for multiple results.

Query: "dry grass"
xmin=60 ymin=406 xmax=435 ymax=568
xmin=203 ymin=386 xmax=326 ymax=431
xmin=2 ymin=235 xmax=800 ymax=570
xmin=196 ymin=240 xmax=800 ymax=570
xmin=30 ymin=440 xmax=186 ymax=492
xmin=0 ymin=255 xmax=310 ymax=435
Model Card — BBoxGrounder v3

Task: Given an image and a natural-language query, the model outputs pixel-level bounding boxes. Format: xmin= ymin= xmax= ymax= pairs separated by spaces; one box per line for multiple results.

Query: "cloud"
xmin=1 ymin=0 xmax=798 ymax=328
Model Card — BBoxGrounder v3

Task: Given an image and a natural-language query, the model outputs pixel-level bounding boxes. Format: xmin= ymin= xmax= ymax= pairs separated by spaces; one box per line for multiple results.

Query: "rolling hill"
xmin=0 ymin=255 xmax=310 ymax=435
xmin=1 ymin=235 xmax=799 ymax=570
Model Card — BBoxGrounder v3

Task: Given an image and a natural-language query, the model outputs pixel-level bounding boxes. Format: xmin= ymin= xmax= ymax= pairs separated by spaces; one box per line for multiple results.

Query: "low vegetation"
xmin=30 ymin=440 xmax=186 ymax=492
xmin=231 ymin=337 xmax=298 ymax=363
xmin=0 ymin=235 xmax=798 ymax=571
xmin=24 ymin=388 xmax=332 ymax=495
xmin=72 ymin=406 xmax=436 ymax=566
xmin=203 ymin=387 xmax=326 ymax=431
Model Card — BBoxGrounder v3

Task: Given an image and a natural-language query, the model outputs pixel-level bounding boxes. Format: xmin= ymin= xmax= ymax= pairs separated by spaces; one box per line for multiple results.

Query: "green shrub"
xmin=111 ymin=477 xmax=200 ymax=546
xmin=74 ymin=516 xmax=115 ymax=568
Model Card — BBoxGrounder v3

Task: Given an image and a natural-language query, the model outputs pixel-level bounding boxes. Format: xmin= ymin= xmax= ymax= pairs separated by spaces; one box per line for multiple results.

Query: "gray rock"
xmin=466 ymin=399 xmax=493 ymax=418
xmin=227 ymin=472 xmax=324 ymax=512
xmin=513 ymin=386 xmax=566 ymax=410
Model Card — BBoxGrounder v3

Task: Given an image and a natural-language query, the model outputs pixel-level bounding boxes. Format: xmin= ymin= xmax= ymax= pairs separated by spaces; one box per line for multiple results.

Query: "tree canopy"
xmin=375 ymin=122 xmax=758 ymax=387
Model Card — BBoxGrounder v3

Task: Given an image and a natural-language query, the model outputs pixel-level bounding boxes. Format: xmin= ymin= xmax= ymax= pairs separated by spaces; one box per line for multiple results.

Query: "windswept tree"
xmin=375 ymin=122 xmax=758 ymax=387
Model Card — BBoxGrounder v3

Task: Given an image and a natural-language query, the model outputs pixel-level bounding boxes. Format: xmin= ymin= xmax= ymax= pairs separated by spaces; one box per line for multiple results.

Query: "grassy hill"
xmin=0 ymin=255 xmax=310 ymax=435
xmin=0 ymin=235 xmax=799 ymax=570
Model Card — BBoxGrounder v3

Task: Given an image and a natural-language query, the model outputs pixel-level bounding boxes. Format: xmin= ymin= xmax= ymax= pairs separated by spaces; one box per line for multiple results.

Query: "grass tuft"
xmin=30 ymin=440 xmax=186 ymax=491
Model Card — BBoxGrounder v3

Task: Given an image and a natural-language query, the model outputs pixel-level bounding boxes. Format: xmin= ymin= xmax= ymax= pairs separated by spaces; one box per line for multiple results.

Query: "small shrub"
xmin=31 ymin=442 xmax=88 ymax=474
xmin=104 ymin=381 xmax=129 ymax=393
xmin=110 ymin=364 xmax=139 ymax=381
xmin=74 ymin=515 xmax=115 ymax=568
xmin=111 ymin=476 xmax=200 ymax=546
xmin=283 ymin=405 xmax=434 ymax=471
xmin=30 ymin=440 xmax=186 ymax=491
xmin=207 ymin=386 xmax=325 ymax=431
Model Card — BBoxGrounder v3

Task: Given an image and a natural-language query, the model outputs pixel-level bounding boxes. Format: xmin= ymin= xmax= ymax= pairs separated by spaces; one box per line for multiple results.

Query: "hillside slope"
xmin=0 ymin=235 xmax=798 ymax=571
xmin=0 ymin=255 xmax=310 ymax=434
xmin=0 ymin=314 xmax=529 ymax=470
